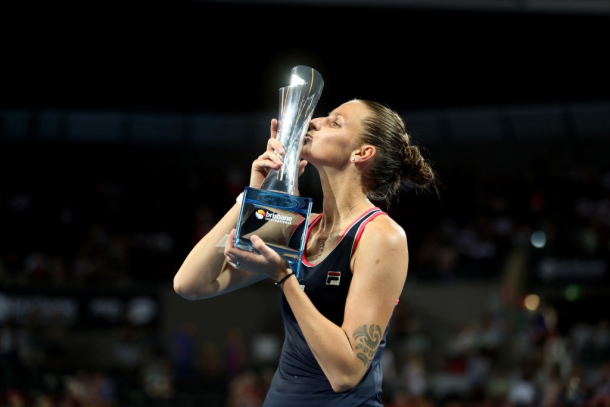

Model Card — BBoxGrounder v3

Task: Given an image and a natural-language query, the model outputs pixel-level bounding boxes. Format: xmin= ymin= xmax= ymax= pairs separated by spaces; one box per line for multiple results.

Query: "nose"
xmin=309 ymin=119 xmax=321 ymax=131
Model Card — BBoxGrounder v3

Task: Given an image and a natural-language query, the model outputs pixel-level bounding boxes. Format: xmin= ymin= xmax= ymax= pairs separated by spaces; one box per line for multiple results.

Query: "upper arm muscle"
xmin=341 ymin=218 xmax=409 ymax=366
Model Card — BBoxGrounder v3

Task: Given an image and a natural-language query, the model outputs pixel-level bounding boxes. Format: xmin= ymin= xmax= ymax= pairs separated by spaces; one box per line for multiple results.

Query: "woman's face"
xmin=301 ymin=100 xmax=368 ymax=167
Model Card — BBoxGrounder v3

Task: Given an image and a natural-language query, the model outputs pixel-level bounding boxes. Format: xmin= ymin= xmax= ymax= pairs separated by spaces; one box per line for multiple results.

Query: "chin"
xmin=301 ymin=146 xmax=325 ymax=168
xmin=300 ymin=146 xmax=311 ymax=160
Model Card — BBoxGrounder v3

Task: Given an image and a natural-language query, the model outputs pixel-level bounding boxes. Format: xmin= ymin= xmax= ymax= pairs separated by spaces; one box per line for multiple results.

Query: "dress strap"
xmin=350 ymin=210 xmax=388 ymax=256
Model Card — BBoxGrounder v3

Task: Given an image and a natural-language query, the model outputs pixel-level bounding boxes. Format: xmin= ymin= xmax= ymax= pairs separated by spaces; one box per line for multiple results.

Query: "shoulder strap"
xmin=350 ymin=210 xmax=388 ymax=256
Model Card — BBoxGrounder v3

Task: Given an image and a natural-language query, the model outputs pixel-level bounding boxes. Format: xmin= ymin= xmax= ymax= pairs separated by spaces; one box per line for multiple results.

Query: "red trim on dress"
xmin=289 ymin=215 xmax=307 ymax=238
xmin=301 ymin=207 xmax=380 ymax=266
xmin=351 ymin=211 xmax=389 ymax=256
xmin=340 ymin=207 xmax=379 ymax=241
xmin=301 ymin=214 xmax=323 ymax=266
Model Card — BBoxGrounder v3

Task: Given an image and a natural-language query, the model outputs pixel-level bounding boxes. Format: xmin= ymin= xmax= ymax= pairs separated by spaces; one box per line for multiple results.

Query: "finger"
xmin=225 ymin=255 xmax=237 ymax=266
xmin=253 ymin=158 xmax=282 ymax=172
xmin=259 ymin=150 xmax=283 ymax=166
xmin=250 ymin=235 xmax=278 ymax=261
xmin=270 ymin=119 xmax=278 ymax=139
xmin=224 ymin=229 xmax=236 ymax=255
xmin=267 ymin=140 xmax=285 ymax=163
xmin=267 ymin=138 xmax=285 ymax=156
xmin=298 ymin=159 xmax=308 ymax=176
xmin=229 ymin=228 xmax=236 ymax=247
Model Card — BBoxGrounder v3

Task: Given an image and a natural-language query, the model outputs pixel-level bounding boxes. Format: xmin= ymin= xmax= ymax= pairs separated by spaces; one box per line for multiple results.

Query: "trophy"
xmin=234 ymin=66 xmax=324 ymax=278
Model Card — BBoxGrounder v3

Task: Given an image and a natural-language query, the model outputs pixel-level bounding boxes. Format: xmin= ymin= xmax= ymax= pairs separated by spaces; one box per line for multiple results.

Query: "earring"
xmin=351 ymin=157 xmax=355 ymax=162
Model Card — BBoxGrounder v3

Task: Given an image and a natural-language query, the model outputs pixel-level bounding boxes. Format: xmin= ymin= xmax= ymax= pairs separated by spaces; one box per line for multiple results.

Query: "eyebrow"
xmin=328 ymin=112 xmax=345 ymax=121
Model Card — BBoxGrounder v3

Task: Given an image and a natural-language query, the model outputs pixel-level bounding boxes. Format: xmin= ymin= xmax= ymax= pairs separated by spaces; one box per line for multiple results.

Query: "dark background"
xmin=3 ymin=1 xmax=609 ymax=113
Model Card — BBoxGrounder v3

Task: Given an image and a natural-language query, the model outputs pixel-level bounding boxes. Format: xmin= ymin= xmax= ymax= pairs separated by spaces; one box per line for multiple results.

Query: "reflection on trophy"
xmin=234 ymin=66 xmax=324 ymax=277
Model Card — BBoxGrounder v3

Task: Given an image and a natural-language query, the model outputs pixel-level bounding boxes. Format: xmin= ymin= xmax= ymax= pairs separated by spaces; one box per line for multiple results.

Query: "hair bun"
xmin=356 ymin=100 xmax=438 ymax=202
xmin=400 ymin=144 xmax=435 ymax=188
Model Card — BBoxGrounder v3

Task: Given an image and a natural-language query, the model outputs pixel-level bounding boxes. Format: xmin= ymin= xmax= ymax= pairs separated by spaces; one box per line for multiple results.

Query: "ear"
xmin=352 ymin=145 xmax=376 ymax=165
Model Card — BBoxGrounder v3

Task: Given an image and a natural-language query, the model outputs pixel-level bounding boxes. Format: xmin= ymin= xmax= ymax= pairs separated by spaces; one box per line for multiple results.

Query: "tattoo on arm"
xmin=353 ymin=324 xmax=382 ymax=368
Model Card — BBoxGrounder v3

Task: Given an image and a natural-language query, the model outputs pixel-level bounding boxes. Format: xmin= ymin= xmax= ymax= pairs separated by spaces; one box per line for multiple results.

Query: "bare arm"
xmin=280 ymin=217 xmax=408 ymax=392
xmin=173 ymin=202 xmax=265 ymax=299
xmin=225 ymin=215 xmax=409 ymax=391
xmin=173 ymin=119 xmax=308 ymax=300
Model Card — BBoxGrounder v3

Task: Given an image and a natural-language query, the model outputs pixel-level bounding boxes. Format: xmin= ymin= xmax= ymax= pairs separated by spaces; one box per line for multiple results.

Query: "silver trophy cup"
xmin=234 ymin=66 xmax=324 ymax=277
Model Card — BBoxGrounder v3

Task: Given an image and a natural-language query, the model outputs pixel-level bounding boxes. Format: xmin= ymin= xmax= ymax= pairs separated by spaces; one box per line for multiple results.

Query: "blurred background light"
xmin=564 ymin=284 xmax=582 ymax=302
xmin=524 ymin=294 xmax=540 ymax=311
xmin=531 ymin=230 xmax=547 ymax=248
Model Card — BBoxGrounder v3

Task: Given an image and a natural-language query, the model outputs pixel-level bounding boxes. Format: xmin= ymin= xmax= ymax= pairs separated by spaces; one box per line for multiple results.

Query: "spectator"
xmin=170 ymin=322 xmax=198 ymax=385
xmin=540 ymin=365 xmax=563 ymax=407
xmin=401 ymin=354 xmax=428 ymax=398
xmin=507 ymin=367 xmax=537 ymax=407
xmin=224 ymin=327 xmax=246 ymax=380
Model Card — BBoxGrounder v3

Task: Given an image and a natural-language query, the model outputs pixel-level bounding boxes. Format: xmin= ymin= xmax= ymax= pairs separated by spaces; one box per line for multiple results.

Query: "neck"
xmin=317 ymin=166 xmax=373 ymax=233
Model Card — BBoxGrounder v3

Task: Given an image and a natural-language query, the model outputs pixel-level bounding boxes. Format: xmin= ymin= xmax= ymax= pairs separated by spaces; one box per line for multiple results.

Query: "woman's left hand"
xmin=224 ymin=229 xmax=292 ymax=282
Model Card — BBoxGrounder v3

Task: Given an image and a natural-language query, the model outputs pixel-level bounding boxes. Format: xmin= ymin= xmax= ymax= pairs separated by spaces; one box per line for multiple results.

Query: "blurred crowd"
xmin=0 ymin=146 xmax=248 ymax=288
xmin=404 ymin=165 xmax=610 ymax=284
xmin=1 ymin=141 xmax=610 ymax=406
xmin=3 ymin=296 xmax=610 ymax=406
xmin=215 ymin=297 xmax=610 ymax=407
xmin=2 ymin=144 xmax=609 ymax=287
xmin=1 ymin=313 xmax=231 ymax=406
xmin=380 ymin=300 xmax=610 ymax=407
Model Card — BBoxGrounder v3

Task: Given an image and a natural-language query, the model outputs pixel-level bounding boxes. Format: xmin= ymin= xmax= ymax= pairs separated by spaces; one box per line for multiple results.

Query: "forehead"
xmin=329 ymin=101 xmax=369 ymax=123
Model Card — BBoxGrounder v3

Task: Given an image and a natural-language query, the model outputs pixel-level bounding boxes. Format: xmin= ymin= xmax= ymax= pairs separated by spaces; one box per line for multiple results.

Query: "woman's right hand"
xmin=249 ymin=119 xmax=308 ymax=189
xmin=250 ymin=119 xmax=284 ymax=188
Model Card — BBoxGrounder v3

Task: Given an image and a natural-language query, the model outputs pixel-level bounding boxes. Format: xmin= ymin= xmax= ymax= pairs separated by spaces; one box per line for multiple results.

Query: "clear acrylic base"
xmin=234 ymin=187 xmax=312 ymax=278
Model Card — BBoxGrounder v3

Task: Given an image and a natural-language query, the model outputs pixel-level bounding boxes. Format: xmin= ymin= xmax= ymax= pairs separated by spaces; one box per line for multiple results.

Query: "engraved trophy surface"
xmin=234 ymin=66 xmax=324 ymax=277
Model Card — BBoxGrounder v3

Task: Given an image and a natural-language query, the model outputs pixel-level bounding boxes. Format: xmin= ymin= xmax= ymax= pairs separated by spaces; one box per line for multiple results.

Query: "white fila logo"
xmin=326 ymin=271 xmax=341 ymax=286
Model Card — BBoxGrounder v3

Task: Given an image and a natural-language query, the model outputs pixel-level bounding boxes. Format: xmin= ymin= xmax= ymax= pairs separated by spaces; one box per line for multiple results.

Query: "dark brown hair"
xmin=356 ymin=100 xmax=437 ymax=202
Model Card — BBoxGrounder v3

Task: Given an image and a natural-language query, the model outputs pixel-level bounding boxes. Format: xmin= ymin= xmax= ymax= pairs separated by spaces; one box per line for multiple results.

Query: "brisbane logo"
xmin=253 ymin=209 xmax=293 ymax=225
xmin=255 ymin=209 xmax=266 ymax=220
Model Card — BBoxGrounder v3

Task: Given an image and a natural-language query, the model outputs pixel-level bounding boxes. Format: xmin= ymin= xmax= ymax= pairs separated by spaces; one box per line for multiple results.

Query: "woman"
xmin=174 ymin=99 xmax=436 ymax=405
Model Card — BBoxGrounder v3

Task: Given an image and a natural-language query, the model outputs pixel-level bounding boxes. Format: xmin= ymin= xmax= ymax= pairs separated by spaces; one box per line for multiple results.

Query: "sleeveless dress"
xmin=263 ymin=207 xmax=391 ymax=407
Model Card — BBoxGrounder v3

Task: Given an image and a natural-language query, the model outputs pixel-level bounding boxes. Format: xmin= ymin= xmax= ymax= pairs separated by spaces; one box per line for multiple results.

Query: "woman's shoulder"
xmin=351 ymin=212 xmax=408 ymax=267
xmin=364 ymin=212 xmax=407 ymax=243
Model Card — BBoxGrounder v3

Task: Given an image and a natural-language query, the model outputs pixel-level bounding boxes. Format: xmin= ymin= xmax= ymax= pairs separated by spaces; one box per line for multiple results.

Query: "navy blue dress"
xmin=264 ymin=207 xmax=392 ymax=407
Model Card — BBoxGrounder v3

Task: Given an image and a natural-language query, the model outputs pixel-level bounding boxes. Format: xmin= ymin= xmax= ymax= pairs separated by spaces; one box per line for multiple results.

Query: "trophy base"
xmin=234 ymin=187 xmax=312 ymax=278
